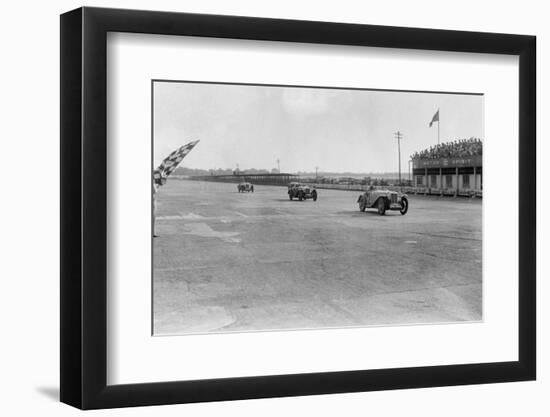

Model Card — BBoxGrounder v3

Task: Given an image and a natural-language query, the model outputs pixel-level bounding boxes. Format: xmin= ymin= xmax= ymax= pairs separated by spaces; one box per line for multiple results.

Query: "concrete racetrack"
xmin=153 ymin=180 xmax=482 ymax=335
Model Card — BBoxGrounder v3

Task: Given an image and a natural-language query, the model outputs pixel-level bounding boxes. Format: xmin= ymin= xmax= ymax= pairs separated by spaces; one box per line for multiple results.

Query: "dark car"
xmin=288 ymin=182 xmax=318 ymax=201
xmin=237 ymin=182 xmax=254 ymax=192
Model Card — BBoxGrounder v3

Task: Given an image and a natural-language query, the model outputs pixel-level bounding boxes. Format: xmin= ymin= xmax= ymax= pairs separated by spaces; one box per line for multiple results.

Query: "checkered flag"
xmin=156 ymin=140 xmax=199 ymax=178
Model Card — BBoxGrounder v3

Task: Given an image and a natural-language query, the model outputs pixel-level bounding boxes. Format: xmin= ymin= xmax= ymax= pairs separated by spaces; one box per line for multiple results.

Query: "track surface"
xmin=153 ymin=180 xmax=482 ymax=335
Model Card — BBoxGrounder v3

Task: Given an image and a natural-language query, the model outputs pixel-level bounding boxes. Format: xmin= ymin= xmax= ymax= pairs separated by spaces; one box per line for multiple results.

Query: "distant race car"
xmin=237 ymin=182 xmax=254 ymax=193
xmin=288 ymin=182 xmax=318 ymax=201
xmin=357 ymin=188 xmax=408 ymax=215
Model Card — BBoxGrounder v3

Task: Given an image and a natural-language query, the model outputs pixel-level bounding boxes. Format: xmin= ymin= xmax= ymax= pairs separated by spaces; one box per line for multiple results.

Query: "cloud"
xmin=281 ymin=88 xmax=336 ymax=117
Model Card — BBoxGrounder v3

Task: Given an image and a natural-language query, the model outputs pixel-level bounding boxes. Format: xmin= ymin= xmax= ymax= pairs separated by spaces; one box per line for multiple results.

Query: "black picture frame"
xmin=60 ymin=6 xmax=536 ymax=410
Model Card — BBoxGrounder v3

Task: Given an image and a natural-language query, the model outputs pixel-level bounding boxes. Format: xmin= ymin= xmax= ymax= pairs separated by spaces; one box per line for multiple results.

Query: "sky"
xmin=153 ymin=81 xmax=483 ymax=174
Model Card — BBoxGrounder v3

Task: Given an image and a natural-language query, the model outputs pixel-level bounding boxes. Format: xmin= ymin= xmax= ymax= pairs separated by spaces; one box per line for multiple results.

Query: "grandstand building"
xmin=411 ymin=139 xmax=482 ymax=197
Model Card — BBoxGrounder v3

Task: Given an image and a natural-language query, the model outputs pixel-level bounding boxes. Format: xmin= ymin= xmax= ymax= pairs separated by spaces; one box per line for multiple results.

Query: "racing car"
xmin=237 ymin=182 xmax=254 ymax=192
xmin=288 ymin=182 xmax=318 ymax=201
xmin=357 ymin=188 xmax=408 ymax=215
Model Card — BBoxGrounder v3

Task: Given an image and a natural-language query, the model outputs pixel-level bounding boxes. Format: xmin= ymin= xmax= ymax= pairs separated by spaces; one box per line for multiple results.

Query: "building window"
xmin=416 ymin=176 xmax=423 ymax=186
xmin=446 ymin=175 xmax=453 ymax=188
xmin=430 ymin=175 xmax=437 ymax=188
xmin=462 ymin=174 xmax=470 ymax=189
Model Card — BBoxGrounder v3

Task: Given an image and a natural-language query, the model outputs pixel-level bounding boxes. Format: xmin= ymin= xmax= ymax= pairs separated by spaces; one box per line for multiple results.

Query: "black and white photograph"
xmin=152 ymin=80 xmax=483 ymax=336
xmin=0 ymin=0 xmax=544 ymax=413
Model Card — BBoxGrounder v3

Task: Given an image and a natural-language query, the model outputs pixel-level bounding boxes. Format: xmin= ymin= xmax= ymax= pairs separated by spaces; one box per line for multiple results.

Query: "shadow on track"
xmin=335 ymin=210 xmax=400 ymax=217
xmin=269 ymin=198 xmax=316 ymax=203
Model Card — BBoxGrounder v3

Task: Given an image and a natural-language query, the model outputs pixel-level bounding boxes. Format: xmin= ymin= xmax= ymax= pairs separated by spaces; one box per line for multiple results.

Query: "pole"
xmin=315 ymin=166 xmax=319 ymax=181
xmin=277 ymin=159 xmax=280 ymax=173
xmin=394 ymin=131 xmax=403 ymax=189
xmin=398 ymin=137 xmax=401 ymax=187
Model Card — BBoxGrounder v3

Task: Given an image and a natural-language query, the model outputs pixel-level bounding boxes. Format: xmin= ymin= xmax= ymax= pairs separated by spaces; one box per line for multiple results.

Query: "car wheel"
xmin=359 ymin=203 xmax=366 ymax=212
xmin=251 ymin=186 xmax=254 ymax=192
xmin=289 ymin=193 xmax=293 ymax=200
xmin=298 ymin=192 xmax=303 ymax=201
xmin=400 ymin=197 xmax=408 ymax=215
xmin=312 ymin=191 xmax=317 ymax=201
xmin=377 ymin=198 xmax=386 ymax=215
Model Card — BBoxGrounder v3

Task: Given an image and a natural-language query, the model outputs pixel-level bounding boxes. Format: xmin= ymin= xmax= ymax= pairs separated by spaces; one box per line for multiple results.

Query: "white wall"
xmin=0 ymin=0 xmax=546 ymax=416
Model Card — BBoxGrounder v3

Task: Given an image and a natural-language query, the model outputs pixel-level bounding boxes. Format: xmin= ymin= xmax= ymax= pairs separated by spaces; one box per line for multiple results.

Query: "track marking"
xmin=233 ymin=211 xmax=249 ymax=218
xmin=157 ymin=213 xmax=205 ymax=220
xmin=412 ymin=232 xmax=481 ymax=242
xmin=182 ymin=222 xmax=241 ymax=243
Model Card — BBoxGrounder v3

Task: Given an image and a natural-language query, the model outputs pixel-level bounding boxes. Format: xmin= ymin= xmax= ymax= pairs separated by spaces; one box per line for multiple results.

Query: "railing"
xmin=186 ymin=175 xmax=297 ymax=186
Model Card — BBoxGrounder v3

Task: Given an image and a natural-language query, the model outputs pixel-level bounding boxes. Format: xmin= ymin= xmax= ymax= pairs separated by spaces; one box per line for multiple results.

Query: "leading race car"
xmin=288 ymin=182 xmax=318 ymax=201
xmin=357 ymin=188 xmax=408 ymax=215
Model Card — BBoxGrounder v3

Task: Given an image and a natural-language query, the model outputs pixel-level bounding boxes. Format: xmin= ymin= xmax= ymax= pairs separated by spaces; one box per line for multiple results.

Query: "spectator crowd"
xmin=411 ymin=138 xmax=483 ymax=160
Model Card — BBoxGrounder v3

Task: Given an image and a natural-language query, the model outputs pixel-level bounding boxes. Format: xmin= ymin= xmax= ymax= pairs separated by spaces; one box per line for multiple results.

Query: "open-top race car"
xmin=357 ymin=188 xmax=408 ymax=215
xmin=288 ymin=182 xmax=318 ymax=201
xmin=237 ymin=182 xmax=254 ymax=192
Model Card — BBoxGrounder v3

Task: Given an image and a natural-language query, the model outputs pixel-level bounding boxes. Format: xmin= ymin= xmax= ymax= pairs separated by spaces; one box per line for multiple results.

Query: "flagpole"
xmin=429 ymin=109 xmax=440 ymax=144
